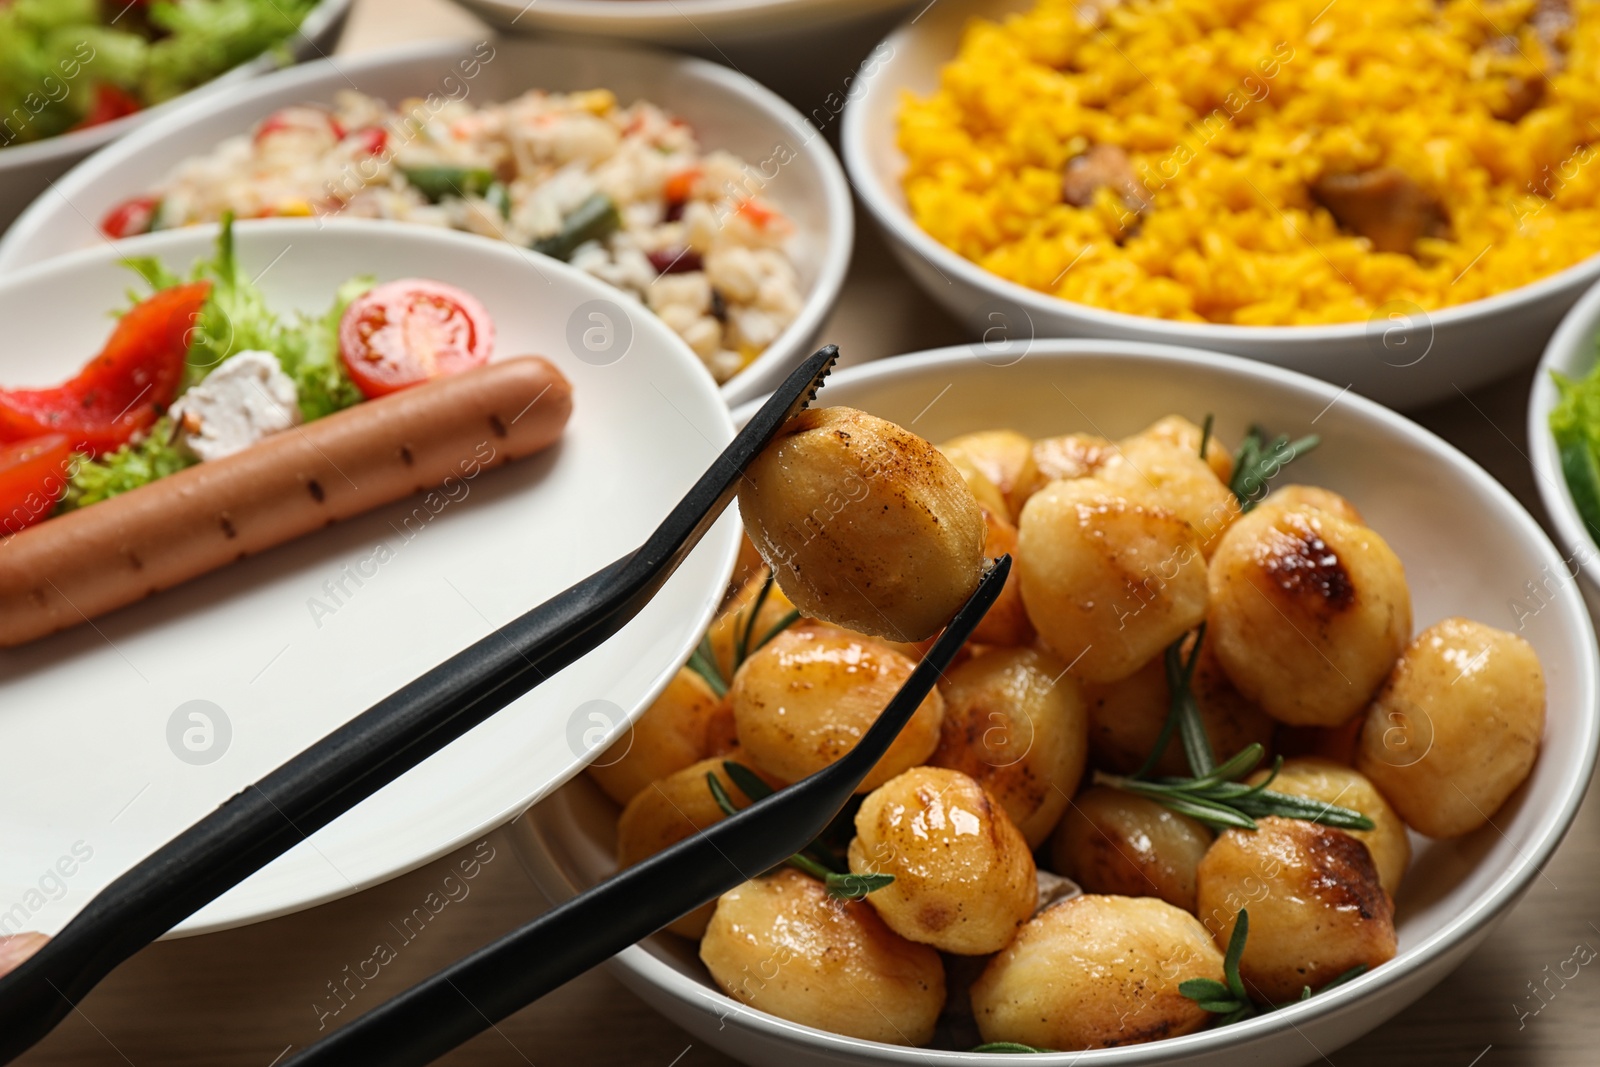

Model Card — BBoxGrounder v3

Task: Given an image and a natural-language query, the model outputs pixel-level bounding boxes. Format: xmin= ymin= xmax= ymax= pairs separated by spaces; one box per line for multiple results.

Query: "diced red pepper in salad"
xmin=0 ymin=436 xmax=73 ymax=536
xmin=0 ymin=282 xmax=211 ymax=456
xmin=254 ymin=106 xmax=345 ymax=145
xmin=100 ymin=195 xmax=162 ymax=239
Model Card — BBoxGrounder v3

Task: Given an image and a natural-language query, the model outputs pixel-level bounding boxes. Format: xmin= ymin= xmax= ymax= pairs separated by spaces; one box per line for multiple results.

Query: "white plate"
xmin=0 ymin=219 xmax=739 ymax=936
xmin=0 ymin=0 xmax=350 ymax=229
xmin=840 ymin=0 xmax=1600 ymax=411
xmin=517 ymin=340 xmax=1599 ymax=1067
xmin=0 ymin=37 xmax=854 ymax=410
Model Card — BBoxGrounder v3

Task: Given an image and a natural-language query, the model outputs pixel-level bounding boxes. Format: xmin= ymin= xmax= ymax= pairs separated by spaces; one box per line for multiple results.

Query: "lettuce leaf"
xmin=59 ymin=418 xmax=195 ymax=512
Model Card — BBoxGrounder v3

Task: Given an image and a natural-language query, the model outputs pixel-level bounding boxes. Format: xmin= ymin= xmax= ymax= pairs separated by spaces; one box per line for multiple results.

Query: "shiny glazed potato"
xmin=1245 ymin=757 xmax=1411 ymax=894
xmin=971 ymin=894 xmax=1224 ymax=1050
xmin=970 ymin=508 xmax=1034 ymax=646
xmin=848 ymin=767 xmax=1037 ymax=954
xmin=707 ymin=569 xmax=799 ymax=680
xmin=729 ymin=626 xmax=943 ymax=792
xmin=941 ymin=446 xmax=1011 ymax=521
xmin=739 ymin=407 xmax=985 ymax=642
xmin=1262 ymin=484 xmax=1365 ymax=526
xmin=588 ymin=668 xmax=723 ymax=806
xmin=941 ymin=429 xmax=1046 ymax=516
xmin=930 ymin=647 xmax=1088 ymax=846
xmin=700 ymin=868 xmax=945 ymax=1045
xmin=1018 ymin=478 xmax=1209 ymax=684
xmin=1208 ymin=504 xmax=1411 ymax=726
xmin=1051 ymin=787 xmax=1212 ymax=913
xmin=1082 ymin=634 xmax=1276 ymax=776
xmin=1032 ymin=432 xmax=1115 ymax=483
xmin=1099 ymin=437 xmax=1240 ymax=557
xmin=1357 ymin=618 xmax=1545 ymax=838
xmin=616 ymin=757 xmax=764 ymax=937
xmin=1196 ymin=816 xmax=1397 ymax=1001
xmin=1126 ymin=415 xmax=1234 ymax=484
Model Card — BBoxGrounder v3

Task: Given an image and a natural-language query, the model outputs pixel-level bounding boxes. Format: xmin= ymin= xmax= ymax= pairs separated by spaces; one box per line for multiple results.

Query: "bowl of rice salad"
xmin=0 ymin=0 xmax=350 ymax=229
xmin=843 ymin=0 xmax=1600 ymax=409
xmin=0 ymin=38 xmax=853 ymax=407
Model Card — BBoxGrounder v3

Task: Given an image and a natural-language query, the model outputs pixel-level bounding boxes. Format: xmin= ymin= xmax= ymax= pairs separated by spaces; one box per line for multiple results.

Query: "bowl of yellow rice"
xmin=843 ymin=0 xmax=1600 ymax=409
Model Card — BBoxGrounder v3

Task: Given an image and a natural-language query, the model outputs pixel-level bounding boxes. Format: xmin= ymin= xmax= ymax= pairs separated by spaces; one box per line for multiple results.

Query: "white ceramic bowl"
xmin=515 ymin=340 xmax=1599 ymax=1066
xmin=1528 ymin=277 xmax=1600 ymax=592
xmin=0 ymin=218 xmax=741 ymax=936
xmin=0 ymin=37 xmax=853 ymax=411
xmin=0 ymin=0 xmax=350 ymax=229
xmin=452 ymin=0 xmax=913 ymax=47
xmin=840 ymin=0 xmax=1600 ymax=411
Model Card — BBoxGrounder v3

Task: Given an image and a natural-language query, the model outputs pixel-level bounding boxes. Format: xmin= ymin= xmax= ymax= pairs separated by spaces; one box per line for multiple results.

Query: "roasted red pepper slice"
xmin=0 ymin=282 xmax=211 ymax=456
xmin=0 ymin=436 xmax=73 ymax=536
xmin=100 ymin=195 xmax=161 ymax=239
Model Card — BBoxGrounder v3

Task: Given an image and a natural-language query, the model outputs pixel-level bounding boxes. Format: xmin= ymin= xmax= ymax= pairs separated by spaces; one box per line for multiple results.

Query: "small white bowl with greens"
xmin=1530 ymin=280 xmax=1600 ymax=589
xmin=0 ymin=0 xmax=350 ymax=228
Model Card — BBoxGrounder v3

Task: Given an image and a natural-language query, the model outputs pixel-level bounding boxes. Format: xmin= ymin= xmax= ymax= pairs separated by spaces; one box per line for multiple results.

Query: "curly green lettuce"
xmin=1551 ymin=357 xmax=1600 ymax=548
xmin=64 ymin=218 xmax=373 ymax=510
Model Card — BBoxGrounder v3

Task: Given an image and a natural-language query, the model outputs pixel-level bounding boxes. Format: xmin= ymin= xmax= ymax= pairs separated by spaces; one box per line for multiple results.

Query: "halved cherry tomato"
xmin=73 ymin=84 xmax=143 ymax=131
xmin=100 ymin=195 xmax=161 ymax=239
xmin=664 ymin=167 xmax=701 ymax=205
xmin=0 ymin=436 xmax=73 ymax=536
xmin=0 ymin=282 xmax=211 ymax=456
xmin=350 ymin=126 xmax=388 ymax=157
xmin=338 ymin=280 xmax=494 ymax=398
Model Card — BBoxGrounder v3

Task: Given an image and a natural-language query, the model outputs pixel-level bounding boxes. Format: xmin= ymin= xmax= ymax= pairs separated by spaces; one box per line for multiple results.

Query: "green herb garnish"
xmin=1181 ymin=910 xmax=1368 ymax=1024
xmin=1228 ymin=424 xmax=1320 ymax=510
xmin=706 ymin=760 xmax=894 ymax=901
xmin=532 ymin=193 xmax=622 ymax=261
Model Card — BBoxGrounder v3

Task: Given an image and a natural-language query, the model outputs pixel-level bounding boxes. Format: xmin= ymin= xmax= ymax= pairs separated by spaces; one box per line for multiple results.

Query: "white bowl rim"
xmin=0 ymin=34 xmax=853 ymax=410
xmin=574 ymin=337 xmax=1600 ymax=1063
xmin=839 ymin=9 xmax=1600 ymax=346
xmin=0 ymin=0 xmax=350 ymax=168
xmin=1528 ymin=277 xmax=1600 ymax=586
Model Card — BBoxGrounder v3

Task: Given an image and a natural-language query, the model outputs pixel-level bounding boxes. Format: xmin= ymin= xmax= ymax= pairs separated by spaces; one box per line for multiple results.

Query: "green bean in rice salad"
xmin=100 ymin=86 xmax=805 ymax=384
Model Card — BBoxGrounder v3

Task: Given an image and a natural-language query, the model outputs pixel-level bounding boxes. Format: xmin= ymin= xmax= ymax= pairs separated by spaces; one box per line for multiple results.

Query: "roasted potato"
xmin=1051 ymin=786 xmax=1212 ymax=912
xmin=616 ymin=757 xmax=767 ymax=936
xmin=1081 ymin=633 xmax=1275 ymax=776
xmin=588 ymin=668 xmax=724 ymax=806
xmin=1208 ymin=504 xmax=1411 ymax=726
xmin=1196 ymin=816 xmax=1397 ymax=1002
xmin=971 ymin=508 xmax=1034 ymax=646
xmin=930 ymin=647 xmax=1088 ymax=845
xmin=848 ymin=767 xmax=1037 ymax=954
xmin=941 ymin=429 xmax=1046 ymax=517
xmin=1246 ymin=757 xmax=1411 ymax=894
xmin=1261 ymin=484 xmax=1364 ymax=525
xmin=942 ymin=446 xmax=1011 ymax=522
xmin=1032 ymin=432 xmax=1115 ymax=483
xmin=1125 ymin=415 xmax=1234 ymax=484
xmin=971 ymin=894 xmax=1224 ymax=1050
xmin=1098 ymin=437 xmax=1240 ymax=557
xmin=729 ymin=625 xmax=943 ymax=792
xmin=707 ymin=569 xmax=800 ymax=680
xmin=1018 ymin=478 xmax=1209 ymax=684
xmin=739 ymin=407 xmax=985 ymax=642
xmin=1356 ymin=618 xmax=1545 ymax=838
xmin=700 ymin=868 xmax=945 ymax=1045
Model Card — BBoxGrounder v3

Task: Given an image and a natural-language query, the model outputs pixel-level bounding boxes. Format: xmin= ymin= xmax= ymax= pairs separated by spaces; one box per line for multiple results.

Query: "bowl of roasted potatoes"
xmin=514 ymin=339 xmax=1598 ymax=1067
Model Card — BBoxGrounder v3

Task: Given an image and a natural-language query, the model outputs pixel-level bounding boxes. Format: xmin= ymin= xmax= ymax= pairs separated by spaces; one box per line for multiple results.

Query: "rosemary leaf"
xmin=722 ymin=761 xmax=776 ymax=802
xmin=751 ymin=609 xmax=802 ymax=654
xmin=1199 ymin=413 xmax=1215 ymax=460
xmin=1222 ymin=910 xmax=1250 ymax=1002
xmin=824 ymin=871 xmax=895 ymax=901
xmin=687 ymin=633 xmax=727 ymax=697
xmin=1229 ymin=425 xmax=1321 ymax=511
xmin=735 ymin=572 xmax=776 ymax=670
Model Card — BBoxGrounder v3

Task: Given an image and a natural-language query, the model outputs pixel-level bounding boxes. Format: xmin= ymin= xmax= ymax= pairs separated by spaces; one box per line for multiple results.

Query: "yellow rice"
xmin=898 ymin=0 xmax=1600 ymax=325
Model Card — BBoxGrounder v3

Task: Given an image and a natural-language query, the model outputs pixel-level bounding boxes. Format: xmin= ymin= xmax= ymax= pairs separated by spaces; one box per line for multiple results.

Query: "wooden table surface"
xmin=19 ymin=0 xmax=1600 ymax=1063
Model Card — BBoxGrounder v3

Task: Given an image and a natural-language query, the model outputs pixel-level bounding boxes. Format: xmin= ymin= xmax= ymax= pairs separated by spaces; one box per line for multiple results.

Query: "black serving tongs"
xmin=0 ymin=345 xmax=845 ymax=1062
xmin=282 ymin=555 xmax=1011 ymax=1067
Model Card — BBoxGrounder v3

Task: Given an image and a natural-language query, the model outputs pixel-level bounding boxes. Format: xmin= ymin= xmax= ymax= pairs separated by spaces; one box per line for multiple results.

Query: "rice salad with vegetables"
xmin=105 ymin=88 xmax=805 ymax=383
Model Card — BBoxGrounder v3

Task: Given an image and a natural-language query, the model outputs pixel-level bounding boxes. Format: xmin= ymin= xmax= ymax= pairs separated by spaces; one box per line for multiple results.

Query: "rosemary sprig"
xmin=1229 ymin=424 xmax=1320 ymax=511
xmin=1198 ymin=413 xmax=1215 ymax=460
xmin=1103 ymin=630 xmax=1374 ymax=833
xmin=706 ymin=762 xmax=894 ymax=901
xmin=1095 ymin=744 xmax=1374 ymax=834
xmin=1180 ymin=909 xmax=1369 ymax=1025
xmin=686 ymin=571 xmax=802 ymax=696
